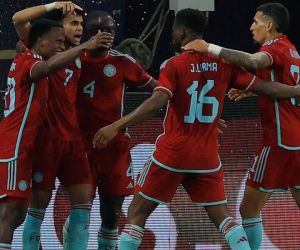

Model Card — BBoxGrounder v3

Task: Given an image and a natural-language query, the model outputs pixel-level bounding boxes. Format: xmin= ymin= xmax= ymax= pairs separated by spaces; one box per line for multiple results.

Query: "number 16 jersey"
xmin=152 ymin=51 xmax=258 ymax=173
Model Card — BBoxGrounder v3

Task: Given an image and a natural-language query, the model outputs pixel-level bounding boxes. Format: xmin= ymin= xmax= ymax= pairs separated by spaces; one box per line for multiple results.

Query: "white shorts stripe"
xmin=7 ymin=160 xmax=17 ymax=190
xmin=254 ymin=147 xmax=270 ymax=183
xmin=137 ymin=160 xmax=152 ymax=187
xmin=258 ymin=147 xmax=271 ymax=183
xmin=254 ymin=147 xmax=268 ymax=182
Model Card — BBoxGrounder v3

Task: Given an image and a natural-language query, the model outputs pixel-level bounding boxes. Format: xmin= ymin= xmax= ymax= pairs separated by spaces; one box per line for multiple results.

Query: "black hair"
xmin=86 ymin=10 xmax=111 ymax=25
xmin=175 ymin=8 xmax=206 ymax=36
xmin=28 ymin=19 xmax=63 ymax=48
xmin=257 ymin=2 xmax=289 ymax=33
xmin=43 ymin=9 xmax=64 ymax=22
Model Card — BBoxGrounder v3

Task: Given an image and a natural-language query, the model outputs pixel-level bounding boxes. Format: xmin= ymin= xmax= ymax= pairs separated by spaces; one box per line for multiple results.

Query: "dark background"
xmin=0 ymin=0 xmax=299 ymax=90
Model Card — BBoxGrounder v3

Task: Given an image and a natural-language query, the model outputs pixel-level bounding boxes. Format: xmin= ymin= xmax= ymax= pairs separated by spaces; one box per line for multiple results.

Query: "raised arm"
xmin=12 ymin=1 xmax=82 ymax=39
xmin=31 ymin=31 xmax=113 ymax=81
xmin=183 ymin=39 xmax=271 ymax=71
xmin=93 ymin=91 xmax=170 ymax=148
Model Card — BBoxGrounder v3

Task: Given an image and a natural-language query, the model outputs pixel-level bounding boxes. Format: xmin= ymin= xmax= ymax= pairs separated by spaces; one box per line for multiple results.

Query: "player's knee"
xmin=31 ymin=189 xmax=52 ymax=208
xmin=204 ymin=204 xmax=231 ymax=227
xmin=0 ymin=202 xmax=27 ymax=229
xmin=239 ymin=202 xmax=260 ymax=218
xmin=127 ymin=202 xmax=143 ymax=220
xmin=127 ymin=200 xmax=154 ymax=223
xmin=100 ymin=207 xmax=121 ymax=228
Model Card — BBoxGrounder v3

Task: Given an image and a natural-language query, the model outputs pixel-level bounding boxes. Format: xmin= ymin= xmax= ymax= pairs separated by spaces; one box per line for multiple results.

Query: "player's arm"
xmin=252 ymin=78 xmax=300 ymax=99
xmin=12 ymin=1 xmax=82 ymax=39
xmin=93 ymin=91 xmax=169 ymax=149
xmin=31 ymin=31 xmax=113 ymax=81
xmin=141 ymin=78 xmax=158 ymax=91
xmin=183 ymin=39 xmax=271 ymax=71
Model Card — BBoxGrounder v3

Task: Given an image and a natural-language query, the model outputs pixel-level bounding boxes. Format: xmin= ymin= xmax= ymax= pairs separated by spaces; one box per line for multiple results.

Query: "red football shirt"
xmin=152 ymin=51 xmax=258 ymax=172
xmin=41 ymin=58 xmax=82 ymax=141
xmin=256 ymin=35 xmax=300 ymax=149
xmin=0 ymin=51 xmax=48 ymax=160
xmin=77 ymin=49 xmax=153 ymax=148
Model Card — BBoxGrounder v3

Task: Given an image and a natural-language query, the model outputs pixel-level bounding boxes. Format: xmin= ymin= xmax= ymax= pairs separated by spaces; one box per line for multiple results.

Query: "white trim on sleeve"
xmin=245 ymin=75 xmax=257 ymax=91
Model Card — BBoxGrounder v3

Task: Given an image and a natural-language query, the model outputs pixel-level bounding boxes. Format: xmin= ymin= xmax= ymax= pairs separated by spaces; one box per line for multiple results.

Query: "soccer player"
xmin=12 ymin=2 xmax=114 ymax=250
xmin=92 ymin=8 xmax=300 ymax=250
xmin=0 ymin=18 xmax=107 ymax=250
xmin=76 ymin=10 xmax=157 ymax=250
xmin=183 ymin=3 xmax=300 ymax=249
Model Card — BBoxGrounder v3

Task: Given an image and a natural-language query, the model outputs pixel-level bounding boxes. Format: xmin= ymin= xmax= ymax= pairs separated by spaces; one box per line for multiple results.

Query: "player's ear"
xmin=178 ymin=26 xmax=185 ymax=41
xmin=266 ymin=21 xmax=273 ymax=32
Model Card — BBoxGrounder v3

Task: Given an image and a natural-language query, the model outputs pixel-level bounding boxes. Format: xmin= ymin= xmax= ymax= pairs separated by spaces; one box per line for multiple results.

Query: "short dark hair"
xmin=175 ymin=8 xmax=206 ymax=36
xmin=28 ymin=19 xmax=63 ymax=48
xmin=86 ymin=10 xmax=111 ymax=25
xmin=257 ymin=2 xmax=289 ymax=33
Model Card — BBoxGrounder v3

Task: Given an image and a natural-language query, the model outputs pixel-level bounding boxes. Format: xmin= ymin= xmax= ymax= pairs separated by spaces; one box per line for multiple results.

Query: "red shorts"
xmin=136 ymin=159 xmax=227 ymax=205
xmin=247 ymin=145 xmax=300 ymax=191
xmin=0 ymin=151 xmax=32 ymax=201
xmin=87 ymin=141 xmax=134 ymax=196
xmin=32 ymin=136 xmax=92 ymax=190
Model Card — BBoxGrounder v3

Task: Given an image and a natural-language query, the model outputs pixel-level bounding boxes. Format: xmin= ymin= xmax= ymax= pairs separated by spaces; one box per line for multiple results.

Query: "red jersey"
xmin=0 ymin=51 xmax=48 ymax=160
xmin=41 ymin=58 xmax=82 ymax=141
xmin=77 ymin=49 xmax=152 ymax=148
xmin=152 ymin=51 xmax=258 ymax=172
xmin=256 ymin=35 xmax=300 ymax=149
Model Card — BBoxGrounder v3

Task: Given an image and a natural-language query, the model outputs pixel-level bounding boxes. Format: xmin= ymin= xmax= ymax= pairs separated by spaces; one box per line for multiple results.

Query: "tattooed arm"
xmin=219 ymin=49 xmax=271 ymax=72
xmin=183 ymin=39 xmax=272 ymax=71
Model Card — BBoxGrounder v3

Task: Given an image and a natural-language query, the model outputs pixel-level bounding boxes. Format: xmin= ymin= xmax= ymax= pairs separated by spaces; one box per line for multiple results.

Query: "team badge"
xmin=18 ymin=180 xmax=28 ymax=191
xmin=75 ymin=58 xmax=81 ymax=69
xmin=103 ymin=64 xmax=116 ymax=77
xmin=33 ymin=172 xmax=44 ymax=183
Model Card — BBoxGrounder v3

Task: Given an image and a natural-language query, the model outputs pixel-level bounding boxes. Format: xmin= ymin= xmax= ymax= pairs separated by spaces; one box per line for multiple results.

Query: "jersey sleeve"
xmin=21 ymin=52 xmax=43 ymax=81
xmin=259 ymin=44 xmax=280 ymax=66
xmin=123 ymin=55 xmax=153 ymax=88
xmin=231 ymin=64 xmax=258 ymax=91
xmin=155 ymin=58 xmax=178 ymax=98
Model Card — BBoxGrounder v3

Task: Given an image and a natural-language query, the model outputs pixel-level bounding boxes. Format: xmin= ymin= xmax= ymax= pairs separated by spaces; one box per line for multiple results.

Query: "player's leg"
xmin=120 ymin=159 xmax=181 ymax=250
xmin=60 ymin=141 xmax=93 ymax=250
xmin=119 ymin=192 xmax=158 ymax=250
xmin=205 ymin=204 xmax=251 ymax=250
xmin=291 ymin=188 xmax=300 ymax=209
xmin=239 ymin=185 xmax=270 ymax=250
xmin=241 ymin=145 xmax=291 ymax=250
xmin=184 ymin=169 xmax=250 ymax=250
xmin=64 ymin=184 xmax=92 ymax=250
xmin=0 ymin=199 xmax=27 ymax=249
xmin=0 ymin=156 xmax=32 ymax=249
xmin=98 ymin=195 xmax=124 ymax=250
xmin=290 ymin=151 xmax=300 ymax=209
xmin=96 ymin=141 xmax=134 ymax=250
xmin=23 ymin=190 xmax=52 ymax=250
xmin=23 ymin=138 xmax=58 ymax=250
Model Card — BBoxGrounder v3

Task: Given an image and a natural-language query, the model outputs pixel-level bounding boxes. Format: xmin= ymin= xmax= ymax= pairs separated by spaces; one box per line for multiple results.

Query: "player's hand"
xmin=182 ymin=39 xmax=209 ymax=53
xmin=217 ymin=119 xmax=227 ymax=134
xmin=227 ymin=88 xmax=252 ymax=101
xmin=93 ymin=125 xmax=118 ymax=149
xmin=85 ymin=31 xmax=114 ymax=50
xmin=54 ymin=1 xmax=83 ymax=15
